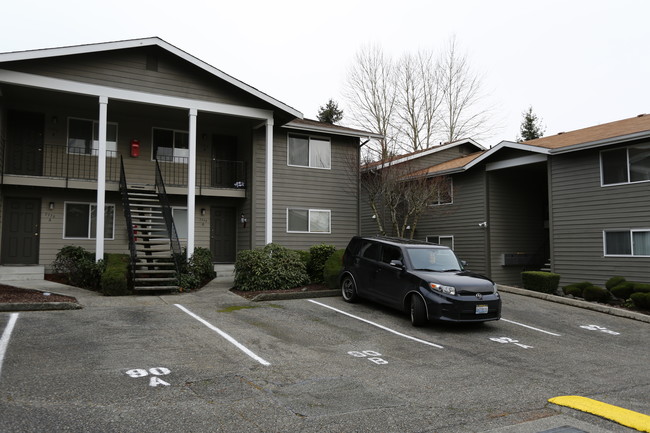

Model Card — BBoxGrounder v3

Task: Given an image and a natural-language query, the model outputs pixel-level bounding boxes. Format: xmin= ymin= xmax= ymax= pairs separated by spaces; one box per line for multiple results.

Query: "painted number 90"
xmin=125 ymin=367 xmax=171 ymax=387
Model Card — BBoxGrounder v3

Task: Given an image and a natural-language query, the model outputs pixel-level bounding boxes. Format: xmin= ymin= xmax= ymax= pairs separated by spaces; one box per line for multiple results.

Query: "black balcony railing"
xmin=2 ymin=144 xmax=246 ymax=191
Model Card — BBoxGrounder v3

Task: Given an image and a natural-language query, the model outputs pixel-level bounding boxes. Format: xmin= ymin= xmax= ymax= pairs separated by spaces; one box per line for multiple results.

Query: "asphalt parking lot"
xmin=1 ymin=281 xmax=649 ymax=433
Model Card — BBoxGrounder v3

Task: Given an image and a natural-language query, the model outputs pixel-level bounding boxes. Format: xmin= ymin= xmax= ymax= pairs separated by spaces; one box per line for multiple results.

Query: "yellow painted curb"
xmin=549 ymin=395 xmax=650 ymax=432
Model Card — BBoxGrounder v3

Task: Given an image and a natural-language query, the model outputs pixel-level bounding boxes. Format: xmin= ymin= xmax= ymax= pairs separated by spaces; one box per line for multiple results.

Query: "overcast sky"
xmin=1 ymin=0 xmax=648 ymax=147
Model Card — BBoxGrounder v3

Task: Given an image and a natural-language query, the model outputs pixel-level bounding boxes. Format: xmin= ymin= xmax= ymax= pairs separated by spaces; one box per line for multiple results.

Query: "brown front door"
xmin=6 ymin=110 xmax=44 ymax=176
xmin=210 ymin=206 xmax=236 ymax=262
xmin=1 ymin=198 xmax=41 ymax=264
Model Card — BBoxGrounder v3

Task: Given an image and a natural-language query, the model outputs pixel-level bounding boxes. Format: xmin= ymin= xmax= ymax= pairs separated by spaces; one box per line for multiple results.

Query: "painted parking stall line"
xmin=0 ymin=313 xmax=19 ymax=381
xmin=500 ymin=318 xmax=562 ymax=336
xmin=308 ymin=300 xmax=444 ymax=349
xmin=174 ymin=304 xmax=271 ymax=366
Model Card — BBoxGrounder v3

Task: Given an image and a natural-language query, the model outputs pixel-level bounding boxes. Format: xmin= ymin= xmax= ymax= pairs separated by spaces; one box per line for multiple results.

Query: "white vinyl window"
xmin=430 ymin=178 xmax=453 ymax=205
xmin=287 ymin=208 xmax=331 ymax=233
xmin=67 ymin=118 xmax=118 ymax=156
xmin=288 ymin=134 xmax=331 ymax=169
xmin=152 ymin=128 xmax=189 ymax=163
xmin=426 ymin=235 xmax=454 ymax=249
xmin=601 ymin=144 xmax=650 ymax=185
xmin=604 ymin=229 xmax=650 ymax=256
xmin=64 ymin=202 xmax=115 ymax=239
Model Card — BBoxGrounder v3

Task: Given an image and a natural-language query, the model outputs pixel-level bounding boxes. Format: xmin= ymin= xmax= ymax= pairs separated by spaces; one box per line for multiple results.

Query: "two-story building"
xmin=0 ymin=38 xmax=378 ymax=288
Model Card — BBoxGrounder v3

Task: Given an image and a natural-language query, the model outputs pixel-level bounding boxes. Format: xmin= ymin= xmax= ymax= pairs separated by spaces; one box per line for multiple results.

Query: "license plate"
xmin=476 ymin=305 xmax=488 ymax=314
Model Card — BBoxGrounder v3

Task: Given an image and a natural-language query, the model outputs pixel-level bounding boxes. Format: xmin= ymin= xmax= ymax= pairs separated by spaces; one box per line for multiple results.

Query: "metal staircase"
xmin=120 ymin=158 xmax=181 ymax=292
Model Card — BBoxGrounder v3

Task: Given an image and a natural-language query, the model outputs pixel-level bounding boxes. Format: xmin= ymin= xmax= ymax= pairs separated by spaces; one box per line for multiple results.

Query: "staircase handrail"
xmin=154 ymin=159 xmax=183 ymax=275
xmin=119 ymin=156 xmax=137 ymax=287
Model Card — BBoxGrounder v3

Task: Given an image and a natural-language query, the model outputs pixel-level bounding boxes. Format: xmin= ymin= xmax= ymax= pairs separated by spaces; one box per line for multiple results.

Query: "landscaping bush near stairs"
xmin=101 ymin=254 xmax=131 ymax=296
xmin=52 ymin=245 xmax=105 ymax=290
xmin=521 ymin=271 xmax=560 ymax=294
xmin=234 ymin=243 xmax=309 ymax=291
xmin=177 ymin=247 xmax=217 ymax=291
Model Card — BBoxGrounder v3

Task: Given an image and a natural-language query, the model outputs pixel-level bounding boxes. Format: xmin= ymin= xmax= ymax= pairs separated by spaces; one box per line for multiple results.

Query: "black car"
xmin=339 ymin=236 xmax=501 ymax=326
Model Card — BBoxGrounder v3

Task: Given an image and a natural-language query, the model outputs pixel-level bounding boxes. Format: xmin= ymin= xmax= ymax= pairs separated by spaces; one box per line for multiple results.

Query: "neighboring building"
xmin=363 ymin=114 xmax=650 ymax=287
xmin=0 ymin=38 xmax=378 ymax=287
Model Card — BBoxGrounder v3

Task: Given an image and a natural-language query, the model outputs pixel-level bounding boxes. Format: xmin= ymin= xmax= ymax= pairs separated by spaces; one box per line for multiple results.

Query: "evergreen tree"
xmin=518 ymin=106 xmax=545 ymax=141
xmin=317 ymin=99 xmax=344 ymax=124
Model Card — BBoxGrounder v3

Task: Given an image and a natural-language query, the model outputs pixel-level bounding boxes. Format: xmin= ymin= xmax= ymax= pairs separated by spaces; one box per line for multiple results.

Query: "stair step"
xmin=135 ymin=269 xmax=176 ymax=275
xmin=135 ymin=277 xmax=177 ymax=282
xmin=133 ymin=286 xmax=179 ymax=291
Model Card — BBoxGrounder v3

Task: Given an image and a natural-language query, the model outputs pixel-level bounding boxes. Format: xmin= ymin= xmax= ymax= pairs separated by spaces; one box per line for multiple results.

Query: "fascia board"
xmin=286 ymin=122 xmax=383 ymax=139
xmin=384 ymin=138 xmax=487 ymax=167
xmin=0 ymin=37 xmax=302 ymax=119
xmin=548 ymin=130 xmax=650 ymax=154
xmin=0 ymin=69 xmax=273 ymax=120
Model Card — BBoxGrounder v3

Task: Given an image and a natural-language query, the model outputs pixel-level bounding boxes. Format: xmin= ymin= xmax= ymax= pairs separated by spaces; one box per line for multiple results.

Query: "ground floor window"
xmin=604 ymin=229 xmax=650 ymax=256
xmin=426 ymin=235 xmax=454 ymax=249
xmin=287 ymin=208 xmax=331 ymax=233
xmin=64 ymin=202 xmax=115 ymax=239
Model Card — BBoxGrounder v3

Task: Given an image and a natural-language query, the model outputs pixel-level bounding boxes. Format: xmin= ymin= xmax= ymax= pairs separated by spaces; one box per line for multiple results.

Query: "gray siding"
xmin=7 ymin=48 xmax=264 ymax=108
xmin=415 ymin=170 xmax=489 ymax=276
xmin=550 ymin=145 xmax=650 ymax=286
xmin=269 ymin=129 xmax=359 ymax=250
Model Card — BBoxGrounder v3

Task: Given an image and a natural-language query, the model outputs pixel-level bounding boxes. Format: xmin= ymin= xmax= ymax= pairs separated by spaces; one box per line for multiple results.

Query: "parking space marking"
xmin=501 ymin=318 xmax=561 ymax=336
xmin=0 ymin=313 xmax=19 ymax=380
xmin=308 ymin=300 xmax=444 ymax=349
xmin=174 ymin=304 xmax=271 ymax=366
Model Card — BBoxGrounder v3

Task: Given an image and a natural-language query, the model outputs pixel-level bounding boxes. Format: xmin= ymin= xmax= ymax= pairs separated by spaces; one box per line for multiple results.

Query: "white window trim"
xmin=603 ymin=229 xmax=650 ymax=257
xmin=426 ymin=235 xmax=454 ymax=249
xmin=600 ymin=146 xmax=650 ymax=187
xmin=63 ymin=201 xmax=115 ymax=240
xmin=286 ymin=208 xmax=332 ymax=234
xmin=152 ymin=127 xmax=189 ymax=164
xmin=67 ymin=117 xmax=118 ymax=157
xmin=286 ymin=133 xmax=332 ymax=170
xmin=429 ymin=178 xmax=454 ymax=206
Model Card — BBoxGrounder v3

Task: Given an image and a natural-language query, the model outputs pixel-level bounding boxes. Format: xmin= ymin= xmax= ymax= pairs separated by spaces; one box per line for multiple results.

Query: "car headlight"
xmin=493 ymin=283 xmax=498 ymax=294
xmin=429 ymin=282 xmax=456 ymax=296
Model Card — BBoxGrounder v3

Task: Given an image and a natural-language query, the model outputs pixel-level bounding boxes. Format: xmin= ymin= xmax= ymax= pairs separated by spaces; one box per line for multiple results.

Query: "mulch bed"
xmin=230 ymin=283 xmax=331 ymax=299
xmin=0 ymin=284 xmax=77 ymax=303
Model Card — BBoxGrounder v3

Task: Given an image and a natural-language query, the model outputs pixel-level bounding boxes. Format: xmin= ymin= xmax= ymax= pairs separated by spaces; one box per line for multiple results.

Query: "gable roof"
xmin=286 ymin=118 xmax=383 ymax=139
xmin=0 ymin=37 xmax=303 ymax=119
xmin=523 ymin=113 xmax=650 ymax=153
xmin=363 ymin=138 xmax=485 ymax=170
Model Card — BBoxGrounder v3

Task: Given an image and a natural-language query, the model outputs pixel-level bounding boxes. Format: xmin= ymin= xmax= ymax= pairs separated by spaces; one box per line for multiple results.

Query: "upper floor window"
xmin=430 ymin=178 xmax=453 ymax=205
xmin=601 ymin=144 xmax=650 ymax=185
xmin=64 ymin=202 xmax=115 ymax=239
xmin=288 ymin=134 xmax=331 ymax=169
xmin=67 ymin=118 xmax=117 ymax=156
xmin=287 ymin=208 xmax=331 ymax=233
xmin=604 ymin=229 xmax=650 ymax=256
xmin=153 ymin=128 xmax=189 ymax=163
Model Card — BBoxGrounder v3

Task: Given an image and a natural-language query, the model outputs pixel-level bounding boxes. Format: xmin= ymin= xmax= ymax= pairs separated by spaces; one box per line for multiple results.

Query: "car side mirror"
xmin=389 ymin=259 xmax=405 ymax=269
xmin=461 ymin=260 xmax=468 ymax=268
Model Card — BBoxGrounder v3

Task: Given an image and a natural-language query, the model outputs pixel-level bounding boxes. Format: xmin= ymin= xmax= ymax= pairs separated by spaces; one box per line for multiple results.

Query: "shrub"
xmin=100 ymin=254 xmax=130 ymax=296
xmin=295 ymin=250 xmax=311 ymax=268
xmin=610 ymin=282 xmax=636 ymax=300
xmin=563 ymin=284 xmax=584 ymax=297
xmin=521 ymin=271 xmax=560 ymax=294
xmin=605 ymin=276 xmax=626 ymax=290
xmin=52 ymin=245 xmax=104 ymax=290
xmin=307 ymin=244 xmax=337 ymax=283
xmin=323 ymin=249 xmax=345 ymax=289
xmin=582 ymin=285 xmax=610 ymax=303
xmin=630 ymin=292 xmax=650 ymax=310
xmin=234 ymin=243 xmax=309 ymax=291
xmin=633 ymin=283 xmax=650 ymax=293
xmin=177 ymin=247 xmax=216 ymax=291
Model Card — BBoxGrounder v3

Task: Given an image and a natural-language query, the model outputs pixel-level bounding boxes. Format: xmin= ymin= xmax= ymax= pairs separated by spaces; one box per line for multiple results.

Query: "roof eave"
xmin=548 ymin=130 xmax=650 ymax=154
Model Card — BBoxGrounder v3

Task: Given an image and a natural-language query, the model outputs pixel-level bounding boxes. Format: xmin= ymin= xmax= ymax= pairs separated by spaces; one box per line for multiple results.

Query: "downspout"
xmin=357 ymin=138 xmax=370 ymax=235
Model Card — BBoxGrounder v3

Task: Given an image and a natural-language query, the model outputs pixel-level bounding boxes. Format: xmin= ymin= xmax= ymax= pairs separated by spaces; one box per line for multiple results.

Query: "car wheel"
xmin=341 ymin=275 xmax=358 ymax=303
xmin=410 ymin=295 xmax=427 ymax=327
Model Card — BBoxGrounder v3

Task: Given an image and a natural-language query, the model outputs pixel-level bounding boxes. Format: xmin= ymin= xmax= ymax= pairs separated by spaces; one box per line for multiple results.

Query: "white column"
xmin=265 ymin=118 xmax=274 ymax=244
xmin=95 ymin=96 xmax=108 ymax=262
xmin=187 ymin=108 xmax=198 ymax=258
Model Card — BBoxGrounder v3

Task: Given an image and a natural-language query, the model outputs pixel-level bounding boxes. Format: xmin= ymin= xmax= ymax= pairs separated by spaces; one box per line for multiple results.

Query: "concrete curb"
xmin=498 ymin=284 xmax=650 ymax=324
xmin=250 ymin=289 xmax=339 ymax=302
xmin=0 ymin=302 xmax=82 ymax=312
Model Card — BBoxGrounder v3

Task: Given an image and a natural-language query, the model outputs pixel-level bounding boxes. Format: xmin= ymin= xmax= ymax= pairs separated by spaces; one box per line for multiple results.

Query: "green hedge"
xmin=323 ymin=249 xmax=345 ymax=289
xmin=582 ymin=285 xmax=610 ymax=303
xmin=234 ymin=243 xmax=309 ymax=291
xmin=521 ymin=271 xmax=560 ymax=294
xmin=307 ymin=244 xmax=337 ymax=283
xmin=52 ymin=245 xmax=105 ymax=290
xmin=630 ymin=292 xmax=650 ymax=310
xmin=100 ymin=254 xmax=130 ymax=296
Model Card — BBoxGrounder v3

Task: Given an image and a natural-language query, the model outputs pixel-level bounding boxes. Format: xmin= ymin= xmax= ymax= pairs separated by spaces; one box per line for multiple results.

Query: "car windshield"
xmin=406 ymin=247 xmax=462 ymax=272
